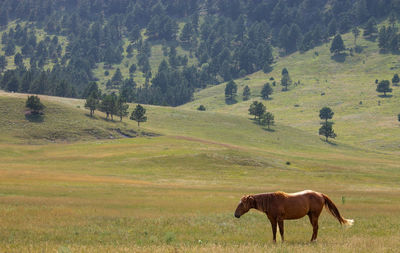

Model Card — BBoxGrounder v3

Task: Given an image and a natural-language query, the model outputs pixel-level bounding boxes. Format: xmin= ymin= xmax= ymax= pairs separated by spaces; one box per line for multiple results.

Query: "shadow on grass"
xmin=225 ymin=98 xmax=237 ymax=105
xmin=320 ymin=138 xmax=338 ymax=146
xmin=354 ymin=45 xmax=365 ymax=53
xmin=331 ymin=53 xmax=347 ymax=63
xmin=378 ymin=94 xmax=393 ymax=98
xmin=25 ymin=112 xmax=44 ymax=123
xmin=263 ymin=128 xmax=275 ymax=132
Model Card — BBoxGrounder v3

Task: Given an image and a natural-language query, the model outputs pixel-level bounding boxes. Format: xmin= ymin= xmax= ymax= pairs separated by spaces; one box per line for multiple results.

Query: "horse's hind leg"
xmin=308 ymin=214 xmax=319 ymax=242
xmin=278 ymin=219 xmax=284 ymax=242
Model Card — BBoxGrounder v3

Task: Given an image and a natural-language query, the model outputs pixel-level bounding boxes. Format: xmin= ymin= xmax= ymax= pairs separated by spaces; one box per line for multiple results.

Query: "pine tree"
xmin=225 ymin=80 xmax=237 ymax=100
xmin=115 ymin=96 xmax=129 ymax=121
xmin=260 ymin=112 xmax=275 ymax=129
xmin=130 ymin=104 xmax=147 ymax=127
xmin=84 ymin=93 xmax=98 ymax=117
xmin=26 ymin=95 xmax=45 ymax=114
xmin=261 ymin=83 xmax=273 ymax=99
xmin=281 ymin=68 xmax=292 ymax=91
xmin=352 ymin=27 xmax=360 ymax=48
xmin=319 ymin=107 xmax=334 ymax=124
xmin=392 ymin=74 xmax=399 ymax=86
xmin=376 ymin=80 xmax=392 ymax=97
xmin=242 ymin=85 xmax=251 ymax=101
xmin=330 ymin=34 xmax=345 ymax=55
xmin=319 ymin=122 xmax=337 ymax=142
xmin=0 ymin=55 xmax=7 ymax=72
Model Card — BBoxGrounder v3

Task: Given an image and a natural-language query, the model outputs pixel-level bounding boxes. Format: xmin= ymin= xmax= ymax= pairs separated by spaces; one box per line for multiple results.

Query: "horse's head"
xmin=234 ymin=195 xmax=255 ymax=218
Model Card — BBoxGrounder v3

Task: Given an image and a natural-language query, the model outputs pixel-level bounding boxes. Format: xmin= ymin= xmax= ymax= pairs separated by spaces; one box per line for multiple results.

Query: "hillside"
xmin=181 ymin=29 xmax=400 ymax=152
xmin=0 ymin=91 xmax=147 ymax=144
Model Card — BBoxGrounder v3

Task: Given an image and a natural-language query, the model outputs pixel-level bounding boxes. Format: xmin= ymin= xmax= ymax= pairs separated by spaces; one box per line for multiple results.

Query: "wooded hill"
xmin=1 ymin=0 xmax=400 ymax=106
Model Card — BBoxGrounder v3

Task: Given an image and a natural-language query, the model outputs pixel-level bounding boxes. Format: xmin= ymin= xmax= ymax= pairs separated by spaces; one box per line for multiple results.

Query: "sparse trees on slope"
xmin=130 ymin=104 xmax=147 ymax=127
xmin=249 ymin=101 xmax=266 ymax=123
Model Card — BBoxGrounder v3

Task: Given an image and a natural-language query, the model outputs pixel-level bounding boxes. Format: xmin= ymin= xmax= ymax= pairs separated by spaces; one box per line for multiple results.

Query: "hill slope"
xmin=181 ymin=30 xmax=400 ymax=152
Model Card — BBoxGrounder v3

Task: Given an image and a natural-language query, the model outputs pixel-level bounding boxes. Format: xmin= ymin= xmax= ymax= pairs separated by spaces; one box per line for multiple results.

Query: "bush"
xmin=197 ymin=105 xmax=206 ymax=111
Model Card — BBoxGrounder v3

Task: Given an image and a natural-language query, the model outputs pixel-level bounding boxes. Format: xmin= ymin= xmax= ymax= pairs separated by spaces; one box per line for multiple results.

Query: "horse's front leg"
xmin=268 ymin=217 xmax=278 ymax=243
xmin=278 ymin=219 xmax=284 ymax=242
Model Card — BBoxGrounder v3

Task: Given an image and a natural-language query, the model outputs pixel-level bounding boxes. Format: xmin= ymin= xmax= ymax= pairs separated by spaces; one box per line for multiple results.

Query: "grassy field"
xmin=1 ymin=25 xmax=400 ymax=252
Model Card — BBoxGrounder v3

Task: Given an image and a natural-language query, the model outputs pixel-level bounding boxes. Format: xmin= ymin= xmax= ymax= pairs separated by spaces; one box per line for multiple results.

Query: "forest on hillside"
xmin=0 ymin=0 xmax=400 ymax=106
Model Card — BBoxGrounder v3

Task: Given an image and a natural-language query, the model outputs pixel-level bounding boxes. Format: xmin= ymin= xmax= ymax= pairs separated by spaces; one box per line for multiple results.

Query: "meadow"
xmin=1 ymin=26 xmax=400 ymax=252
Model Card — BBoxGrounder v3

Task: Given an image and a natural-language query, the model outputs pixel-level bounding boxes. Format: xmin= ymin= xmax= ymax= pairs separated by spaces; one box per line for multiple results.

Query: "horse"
xmin=234 ymin=190 xmax=354 ymax=242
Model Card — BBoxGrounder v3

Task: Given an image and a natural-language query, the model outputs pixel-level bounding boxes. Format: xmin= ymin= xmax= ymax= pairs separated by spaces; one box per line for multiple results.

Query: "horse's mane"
xmin=254 ymin=191 xmax=288 ymax=212
xmin=274 ymin=191 xmax=289 ymax=199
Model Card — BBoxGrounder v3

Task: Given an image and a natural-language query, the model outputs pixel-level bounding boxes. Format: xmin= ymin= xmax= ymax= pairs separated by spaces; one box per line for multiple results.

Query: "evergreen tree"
xmin=26 ymin=95 xmax=45 ymax=114
xmin=319 ymin=122 xmax=337 ymax=142
xmin=242 ymin=85 xmax=251 ymax=101
xmin=225 ymin=80 xmax=237 ymax=100
xmin=363 ymin=18 xmax=378 ymax=37
xmin=254 ymin=101 xmax=266 ymax=123
xmin=392 ymin=74 xmax=399 ymax=86
xmin=281 ymin=68 xmax=292 ymax=91
xmin=115 ymin=96 xmax=129 ymax=121
xmin=352 ymin=27 xmax=360 ymax=48
xmin=129 ymin=64 xmax=137 ymax=75
xmin=6 ymin=76 xmax=19 ymax=92
xmin=319 ymin=107 xmax=334 ymax=123
xmin=330 ymin=34 xmax=346 ymax=55
xmin=111 ymin=68 xmax=123 ymax=86
xmin=130 ymin=104 xmax=147 ymax=127
xmin=100 ymin=94 xmax=117 ymax=120
xmin=260 ymin=112 xmax=275 ymax=130
xmin=0 ymin=55 xmax=7 ymax=72
xmin=328 ymin=19 xmax=337 ymax=37
xmin=249 ymin=101 xmax=258 ymax=119
xmin=84 ymin=93 xmax=98 ymax=117
xmin=376 ymin=80 xmax=392 ymax=97
xmin=14 ymin=53 xmax=24 ymax=67
xmin=278 ymin=24 xmax=290 ymax=54
xmin=261 ymin=83 xmax=273 ymax=99
xmin=318 ymin=106 xmax=336 ymax=142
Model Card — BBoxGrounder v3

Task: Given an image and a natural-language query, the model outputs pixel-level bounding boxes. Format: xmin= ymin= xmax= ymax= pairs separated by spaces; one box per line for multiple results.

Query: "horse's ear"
xmin=248 ymin=196 xmax=255 ymax=205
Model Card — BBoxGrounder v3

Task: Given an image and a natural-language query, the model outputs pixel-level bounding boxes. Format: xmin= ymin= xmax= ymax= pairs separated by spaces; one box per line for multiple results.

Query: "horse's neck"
xmin=254 ymin=194 xmax=271 ymax=213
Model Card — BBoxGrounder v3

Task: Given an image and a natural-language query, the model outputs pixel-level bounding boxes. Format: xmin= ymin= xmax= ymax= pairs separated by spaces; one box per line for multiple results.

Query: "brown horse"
xmin=234 ymin=190 xmax=353 ymax=242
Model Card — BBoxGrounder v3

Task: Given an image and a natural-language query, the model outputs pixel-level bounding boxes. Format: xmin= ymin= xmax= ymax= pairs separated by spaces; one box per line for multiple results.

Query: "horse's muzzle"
xmin=234 ymin=213 xmax=240 ymax=218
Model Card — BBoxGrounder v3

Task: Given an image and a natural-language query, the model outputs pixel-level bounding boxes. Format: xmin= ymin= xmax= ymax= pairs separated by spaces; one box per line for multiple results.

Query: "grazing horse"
xmin=234 ymin=190 xmax=354 ymax=242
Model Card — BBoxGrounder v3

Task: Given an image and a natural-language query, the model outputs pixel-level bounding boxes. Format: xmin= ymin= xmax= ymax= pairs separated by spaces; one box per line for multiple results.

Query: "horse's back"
xmin=282 ymin=190 xmax=324 ymax=219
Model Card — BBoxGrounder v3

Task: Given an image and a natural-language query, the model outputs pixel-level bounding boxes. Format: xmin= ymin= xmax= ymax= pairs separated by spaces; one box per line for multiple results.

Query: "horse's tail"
xmin=322 ymin=194 xmax=354 ymax=226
